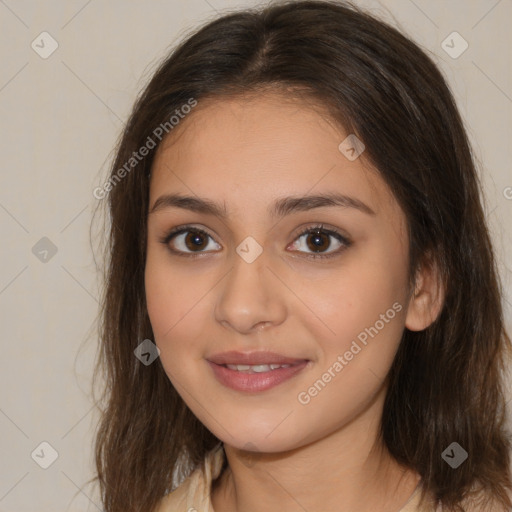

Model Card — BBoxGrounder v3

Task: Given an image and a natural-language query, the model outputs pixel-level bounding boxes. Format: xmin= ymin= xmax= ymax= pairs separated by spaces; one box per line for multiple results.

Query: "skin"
xmin=145 ymin=91 xmax=444 ymax=512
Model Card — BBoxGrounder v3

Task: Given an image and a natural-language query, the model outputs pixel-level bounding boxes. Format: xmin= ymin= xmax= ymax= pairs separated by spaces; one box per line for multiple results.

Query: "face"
xmin=145 ymin=92 xmax=415 ymax=453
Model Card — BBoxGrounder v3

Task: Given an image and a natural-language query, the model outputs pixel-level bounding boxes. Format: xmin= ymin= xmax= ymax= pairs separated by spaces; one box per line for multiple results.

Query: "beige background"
xmin=0 ymin=0 xmax=511 ymax=510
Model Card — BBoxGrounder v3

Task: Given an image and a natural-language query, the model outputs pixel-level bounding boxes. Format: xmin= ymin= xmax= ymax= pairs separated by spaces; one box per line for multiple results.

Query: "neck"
xmin=211 ymin=387 xmax=421 ymax=512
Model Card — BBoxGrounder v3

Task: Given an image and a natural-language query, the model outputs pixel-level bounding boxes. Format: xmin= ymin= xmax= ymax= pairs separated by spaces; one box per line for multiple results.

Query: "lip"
xmin=206 ymin=352 xmax=310 ymax=393
xmin=207 ymin=350 xmax=307 ymax=366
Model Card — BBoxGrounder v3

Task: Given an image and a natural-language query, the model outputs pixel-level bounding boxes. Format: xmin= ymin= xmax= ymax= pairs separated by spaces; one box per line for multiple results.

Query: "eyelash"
xmin=159 ymin=223 xmax=352 ymax=260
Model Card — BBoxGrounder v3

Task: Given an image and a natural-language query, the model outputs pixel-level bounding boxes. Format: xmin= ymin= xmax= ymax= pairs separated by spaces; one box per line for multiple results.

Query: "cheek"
xmin=296 ymin=241 xmax=408 ymax=377
xmin=302 ymin=265 xmax=405 ymax=337
xmin=145 ymin=247 xmax=197 ymax=332
xmin=294 ymin=268 xmax=406 ymax=423
xmin=144 ymin=254 xmax=213 ymax=377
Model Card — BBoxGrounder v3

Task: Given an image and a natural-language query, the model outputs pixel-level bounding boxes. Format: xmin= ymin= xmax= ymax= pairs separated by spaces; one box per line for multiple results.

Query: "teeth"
xmin=225 ymin=363 xmax=292 ymax=372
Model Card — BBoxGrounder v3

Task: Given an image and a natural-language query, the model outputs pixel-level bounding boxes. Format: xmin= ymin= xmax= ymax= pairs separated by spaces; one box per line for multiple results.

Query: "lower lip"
xmin=207 ymin=360 xmax=309 ymax=392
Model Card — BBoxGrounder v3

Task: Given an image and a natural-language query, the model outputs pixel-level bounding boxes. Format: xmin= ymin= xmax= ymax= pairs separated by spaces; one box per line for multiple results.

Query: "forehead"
xmin=149 ymin=92 xmax=399 ymax=220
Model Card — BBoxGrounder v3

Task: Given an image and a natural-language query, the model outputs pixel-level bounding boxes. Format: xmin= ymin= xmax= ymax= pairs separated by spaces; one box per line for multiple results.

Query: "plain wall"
xmin=0 ymin=1 xmax=510 ymax=510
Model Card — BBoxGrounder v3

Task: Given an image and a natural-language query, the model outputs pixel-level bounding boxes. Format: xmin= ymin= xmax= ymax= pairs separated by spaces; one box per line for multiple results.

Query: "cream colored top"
xmin=155 ymin=444 xmax=442 ymax=512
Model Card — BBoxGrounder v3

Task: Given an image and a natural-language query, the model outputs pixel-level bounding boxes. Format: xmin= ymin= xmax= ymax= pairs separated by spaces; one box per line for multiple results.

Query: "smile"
xmin=207 ymin=360 xmax=310 ymax=392
xmin=225 ymin=363 xmax=292 ymax=372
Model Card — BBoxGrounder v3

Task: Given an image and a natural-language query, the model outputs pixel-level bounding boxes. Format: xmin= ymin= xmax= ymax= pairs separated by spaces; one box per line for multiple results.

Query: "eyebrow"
xmin=149 ymin=192 xmax=375 ymax=217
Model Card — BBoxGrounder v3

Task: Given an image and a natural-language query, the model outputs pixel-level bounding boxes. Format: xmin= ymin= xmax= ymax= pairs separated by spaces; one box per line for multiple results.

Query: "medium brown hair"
xmin=91 ymin=1 xmax=512 ymax=510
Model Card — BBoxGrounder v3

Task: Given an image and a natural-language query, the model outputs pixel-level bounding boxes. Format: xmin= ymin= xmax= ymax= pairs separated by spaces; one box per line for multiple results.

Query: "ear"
xmin=405 ymin=253 xmax=445 ymax=331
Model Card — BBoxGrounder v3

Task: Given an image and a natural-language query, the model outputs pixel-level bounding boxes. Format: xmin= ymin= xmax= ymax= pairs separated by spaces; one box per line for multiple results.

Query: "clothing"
xmin=155 ymin=443 xmax=441 ymax=512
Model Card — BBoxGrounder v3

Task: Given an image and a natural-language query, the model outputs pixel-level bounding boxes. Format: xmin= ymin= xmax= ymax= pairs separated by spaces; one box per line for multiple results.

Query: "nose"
xmin=214 ymin=251 xmax=287 ymax=335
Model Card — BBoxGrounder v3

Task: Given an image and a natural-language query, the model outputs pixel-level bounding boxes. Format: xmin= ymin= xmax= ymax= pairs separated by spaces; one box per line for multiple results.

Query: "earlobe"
xmin=405 ymin=256 xmax=445 ymax=332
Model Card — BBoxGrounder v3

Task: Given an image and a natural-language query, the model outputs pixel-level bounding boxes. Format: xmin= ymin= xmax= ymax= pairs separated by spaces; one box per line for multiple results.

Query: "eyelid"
xmin=158 ymin=224 xmax=220 ymax=258
xmin=289 ymin=223 xmax=352 ymax=260
xmin=159 ymin=223 xmax=352 ymax=259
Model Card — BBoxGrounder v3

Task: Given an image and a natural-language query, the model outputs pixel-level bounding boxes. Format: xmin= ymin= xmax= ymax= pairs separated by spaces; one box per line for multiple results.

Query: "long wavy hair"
xmin=91 ymin=1 xmax=512 ymax=510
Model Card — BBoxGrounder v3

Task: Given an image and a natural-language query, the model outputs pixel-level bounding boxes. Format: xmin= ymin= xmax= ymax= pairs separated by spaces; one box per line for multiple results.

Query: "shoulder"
xmin=440 ymin=485 xmax=512 ymax=512
xmin=458 ymin=493 xmax=512 ymax=512
xmin=154 ymin=465 xmax=208 ymax=512
xmin=154 ymin=444 xmax=226 ymax=512
xmin=154 ymin=475 xmax=194 ymax=511
xmin=407 ymin=480 xmax=512 ymax=512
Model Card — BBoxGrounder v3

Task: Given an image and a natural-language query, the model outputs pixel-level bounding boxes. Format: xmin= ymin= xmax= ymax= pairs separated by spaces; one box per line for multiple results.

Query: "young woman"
xmin=92 ymin=1 xmax=512 ymax=510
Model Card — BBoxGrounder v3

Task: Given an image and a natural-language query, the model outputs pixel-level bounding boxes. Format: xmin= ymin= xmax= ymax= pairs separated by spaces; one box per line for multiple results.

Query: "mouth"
xmin=206 ymin=354 xmax=310 ymax=392
xmin=207 ymin=350 xmax=308 ymax=366
xmin=220 ymin=362 xmax=300 ymax=373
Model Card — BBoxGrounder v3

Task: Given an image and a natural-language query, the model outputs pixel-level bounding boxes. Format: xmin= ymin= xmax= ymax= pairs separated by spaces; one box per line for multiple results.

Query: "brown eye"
xmin=163 ymin=227 xmax=221 ymax=255
xmin=305 ymin=230 xmax=331 ymax=252
xmin=183 ymin=231 xmax=209 ymax=251
xmin=288 ymin=225 xmax=351 ymax=259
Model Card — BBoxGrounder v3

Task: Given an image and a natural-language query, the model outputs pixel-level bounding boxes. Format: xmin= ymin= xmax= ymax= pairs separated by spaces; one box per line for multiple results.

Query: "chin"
xmin=210 ymin=417 xmax=310 ymax=455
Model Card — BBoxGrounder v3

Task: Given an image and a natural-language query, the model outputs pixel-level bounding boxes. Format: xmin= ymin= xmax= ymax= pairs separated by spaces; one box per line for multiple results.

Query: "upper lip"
xmin=207 ymin=351 xmax=308 ymax=366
